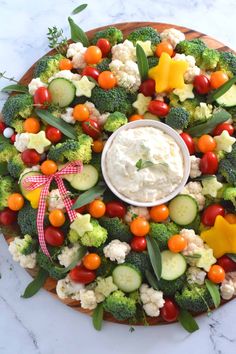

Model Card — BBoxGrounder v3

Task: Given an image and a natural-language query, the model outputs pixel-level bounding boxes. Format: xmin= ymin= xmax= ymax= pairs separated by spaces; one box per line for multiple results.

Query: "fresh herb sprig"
xmin=0 ymin=71 xmax=18 ymax=83
xmin=47 ymin=26 xmax=68 ymax=55
xmin=135 ymin=158 xmax=168 ymax=171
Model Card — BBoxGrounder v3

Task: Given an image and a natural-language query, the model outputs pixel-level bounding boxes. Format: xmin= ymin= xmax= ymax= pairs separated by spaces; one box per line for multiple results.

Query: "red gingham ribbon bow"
xmin=22 ymin=161 xmax=83 ymax=257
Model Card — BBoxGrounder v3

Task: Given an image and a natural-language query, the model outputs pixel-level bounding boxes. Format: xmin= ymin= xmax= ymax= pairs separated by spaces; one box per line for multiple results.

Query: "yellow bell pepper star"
xmin=201 ymin=215 xmax=236 ymax=258
xmin=70 ymin=213 xmax=93 ymax=237
xmin=148 ymin=52 xmax=188 ymax=93
xmin=27 ymin=131 xmax=51 ymax=154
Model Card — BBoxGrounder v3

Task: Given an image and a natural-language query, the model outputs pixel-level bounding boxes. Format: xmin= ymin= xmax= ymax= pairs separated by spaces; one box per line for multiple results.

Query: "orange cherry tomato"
xmin=129 ymin=114 xmax=144 ymax=122
xmin=197 ymin=134 xmax=217 ymax=153
xmin=168 ymin=234 xmax=187 ymax=253
xmin=8 ymin=193 xmax=24 ymax=211
xmin=83 ymin=253 xmax=101 ymax=270
xmin=59 ymin=58 xmax=73 ymax=71
xmin=156 ymin=41 xmax=174 ymax=57
xmin=88 ymin=200 xmax=106 ymax=218
xmin=49 ymin=209 xmax=66 ymax=227
xmin=210 ymin=71 xmax=228 ymax=89
xmin=225 ymin=213 xmax=236 ymax=224
xmin=130 ymin=217 xmax=150 ymax=237
xmin=84 ymin=46 xmax=102 ymax=65
xmin=150 ymin=204 xmax=169 ymax=222
xmin=92 ymin=140 xmax=104 ymax=153
xmin=208 ymin=264 xmax=225 ymax=284
xmin=98 ymin=71 xmax=117 ymax=89
xmin=23 ymin=117 xmax=40 ymax=133
xmin=41 ymin=160 xmax=58 ymax=175
xmin=73 ymin=104 xmax=90 ymax=121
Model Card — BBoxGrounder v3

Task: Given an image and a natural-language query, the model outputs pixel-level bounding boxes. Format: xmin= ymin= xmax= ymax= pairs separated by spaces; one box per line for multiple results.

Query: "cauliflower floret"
xmin=94 ymin=276 xmax=118 ymax=303
xmin=190 ymin=155 xmax=202 ymax=179
xmin=28 ymin=78 xmax=47 ymax=95
xmin=58 ymin=243 xmax=82 ymax=267
xmin=173 ymin=54 xmax=200 ymax=83
xmin=61 ymin=107 xmax=76 ymax=124
xmin=187 ymin=266 xmax=206 ymax=285
xmin=103 ymin=239 xmax=131 ymax=264
xmin=48 ymin=70 xmax=81 ymax=83
xmin=180 ymin=228 xmax=204 ymax=257
xmin=194 ymin=103 xmax=213 ymax=122
xmin=48 ymin=189 xmax=65 ymax=211
xmin=84 ymin=100 xmax=109 ymax=126
xmin=125 ymin=206 xmax=150 ymax=223
xmin=160 ymin=28 xmax=185 ymax=49
xmin=79 ymin=289 xmax=98 ymax=310
xmin=14 ymin=133 xmax=30 ymax=153
xmin=66 ymin=42 xmax=87 ymax=69
xmin=109 ymin=59 xmax=141 ymax=93
xmin=140 ymin=284 xmax=165 ymax=317
xmin=9 ymin=238 xmax=36 ymax=269
xmin=112 ymin=39 xmax=136 ymax=62
xmin=182 ymin=181 xmax=205 ymax=211
xmin=220 ymin=272 xmax=236 ymax=300
xmin=56 ymin=275 xmax=84 ymax=300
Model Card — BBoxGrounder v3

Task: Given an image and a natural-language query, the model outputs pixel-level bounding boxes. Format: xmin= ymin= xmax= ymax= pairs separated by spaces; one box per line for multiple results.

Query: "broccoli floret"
xmin=104 ymin=290 xmax=136 ymax=321
xmin=223 ymin=186 xmax=236 ymax=207
xmin=90 ymin=86 xmax=134 ymax=116
xmin=96 ymin=256 xmax=116 ymax=277
xmin=17 ymin=202 xmax=49 ymax=236
xmin=175 ymin=284 xmax=214 ymax=313
xmin=217 ymin=51 xmax=236 ymax=77
xmin=90 ymin=152 xmax=102 ymax=175
xmin=91 ymin=26 xmax=123 ymax=46
xmin=149 ymin=222 xmax=180 ymax=251
xmin=73 ymin=122 xmax=84 ymax=137
xmin=36 ymin=249 xmax=65 ymax=280
xmin=17 ymin=234 xmax=37 ymax=255
xmin=158 ymin=274 xmax=186 ymax=296
xmin=99 ymin=217 xmax=133 ymax=243
xmin=2 ymin=94 xmax=33 ymax=128
xmin=104 ymin=111 xmax=128 ymax=132
xmin=7 ymin=154 xmax=26 ymax=178
xmin=11 ymin=118 xmax=25 ymax=133
xmin=200 ymin=48 xmax=220 ymax=70
xmin=226 ymin=142 xmax=236 ymax=164
xmin=33 ymin=54 xmax=64 ymax=83
xmin=96 ymin=58 xmax=111 ymax=72
xmin=0 ymin=141 xmax=17 ymax=163
xmin=219 ymin=159 xmax=236 ymax=186
xmin=47 ymin=104 xmax=64 ymax=118
xmin=0 ymin=176 xmax=15 ymax=211
xmin=127 ymin=26 xmax=161 ymax=49
xmin=166 ymin=107 xmax=190 ymax=130
xmin=147 ymin=56 xmax=159 ymax=69
xmin=176 ymin=38 xmax=207 ymax=66
xmin=77 ymin=219 xmax=108 ymax=247
xmin=192 ymin=102 xmax=213 ymax=125
xmin=169 ymin=93 xmax=199 ymax=119
xmin=125 ymin=251 xmax=152 ymax=278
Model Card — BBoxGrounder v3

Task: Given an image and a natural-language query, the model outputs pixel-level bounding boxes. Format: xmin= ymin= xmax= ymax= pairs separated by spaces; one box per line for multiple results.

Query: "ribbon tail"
xmin=37 ymin=180 xmax=51 ymax=258
xmin=55 ymin=176 xmax=77 ymax=222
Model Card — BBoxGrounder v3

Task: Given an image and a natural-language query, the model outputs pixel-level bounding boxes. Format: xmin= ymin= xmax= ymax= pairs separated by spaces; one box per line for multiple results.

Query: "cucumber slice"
xmin=216 ymin=84 xmax=236 ymax=107
xmin=169 ymin=194 xmax=198 ymax=226
xmin=48 ymin=78 xmax=75 ymax=108
xmin=70 ymin=165 xmax=98 ymax=191
xmin=19 ymin=171 xmax=42 ymax=197
xmin=161 ymin=250 xmax=187 ymax=281
xmin=112 ymin=263 xmax=142 ymax=293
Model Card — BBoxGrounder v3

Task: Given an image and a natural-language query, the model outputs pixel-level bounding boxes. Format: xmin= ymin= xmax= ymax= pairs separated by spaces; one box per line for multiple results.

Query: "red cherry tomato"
xmin=96 ymin=38 xmax=111 ymax=56
xmin=180 ymin=132 xmax=195 ymax=155
xmin=0 ymin=121 xmax=6 ymax=134
xmin=44 ymin=226 xmax=65 ymax=246
xmin=71 ymin=199 xmax=87 ymax=214
xmin=0 ymin=208 xmax=17 ymax=225
xmin=45 ymin=125 xmax=62 ymax=143
xmin=82 ymin=66 xmax=100 ymax=81
xmin=82 ymin=119 xmax=101 ymax=139
xmin=21 ymin=149 xmax=41 ymax=166
xmin=148 ymin=100 xmax=170 ymax=117
xmin=33 ymin=87 xmax=51 ymax=108
xmin=131 ymin=237 xmax=147 ymax=252
xmin=217 ymin=255 xmax=236 ymax=273
xmin=139 ymin=79 xmax=156 ymax=97
xmin=213 ymin=122 xmax=235 ymax=136
xmin=10 ymin=133 xmax=17 ymax=144
xmin=201 ymin=204 xmax=225 ymax=226
xmin=106 ymin=201 xmax=126 ymax=218
xmin=160 ymin=299 xmax=179 ymax=322
xmin=69 ymin=264 xmax=96 ymax=284
xmin=200 ymin=152 xmax=218 ymax=174
xmin=193 ymin=75 xmax=211 ymax=94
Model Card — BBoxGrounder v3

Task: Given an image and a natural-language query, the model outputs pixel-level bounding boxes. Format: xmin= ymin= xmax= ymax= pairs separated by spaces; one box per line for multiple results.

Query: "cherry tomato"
xmin=71 ymin=199 xmax=87 ymax=214
xmin=197 ymin=134 xmax=217 ymax=153
xmin=44 ymin=226 xmax=64 ymax=246
xmin=225 ymin=213 xmax=236 ymax=224
xmin=200 ymin=152 xmax=218 ymax=174
xmin=96 ymin=38 xmax=111 ymax=56
xmin=129 ymin=114 xmax=144 ymax=122
xmin=208 ymin=264 xmax=225 ymax=284
xmin=82 ymin=119 xmax=101 ymax=139
xmin=73 ymin=104 xmax=90 ymax=121
xmin=150 ymin=205 xmax=169 ymax=222
xmin=130 ymin=217 xmax=150 ymax=237
xmin=98 ymin=71 xmax=117 ymax=89
xmin=139 ymin=79 xmax=156 ymax=97
xmin=23 ymin=117 xmax=40 ymax=134
xmin=213 ymin=122 xmax=235 ymax=136
xmin=168 ymin=234 xmax=187 ymax=253
xmin=10 ymin=133 xmax=16 ymax=144
xmin=180 ymin=132 xmax=195 ymax=155
xmin=83 ymin=253 xmax=101 ymax=270
xmin=45 ymin=125 xmax=62 ymax=143
xmin=156 ymin=42 xmax=174 ymax=57
xmin=106 ymin=201 xmax=126 ymax=218
xmin=92 ymin=140 xmax=104 ymax=153
xmin=193 ymin=75 xmax=211 ymax=94
xmin=69 ymin=264 xmax=96 ymax=284
xmin=131 ymin=237 xmax=147 ymax=252
xmin=82 ymin=66 xmax=100 ymax=81
xmin=49 ymin=209 xmax=66 ymax=227
xmin=34 ymin=87 xmax=51 ymax=108
xmin=0 ymin=121 xmax=6 ymax=134
xmin=210 ymin=71 xmax=228 ymax=89
xmin=160 ymin=299 xmax=179 ymax=322
xmin=21 ymin=149 xmax=41 ymax=166
xmin=84 ymin=46 xmax=102 ymax=65
xmin=59 ymin=58 xmax=73 ymax=71
xmin=201 ymin=204 xmax=225 ymax=226
xmin=88 ymin=200 xmax=106 ymax=218
xmin=0 ymin=208 xmax=17 ymax=225
xmin=8 ymin=193 xmax=24 ymax=211
xmin=41 ymin=160 xmax=58 ymax=175
xmin=217 ymin=255 xmax=236 ymax=273
xmin=148 ymin=100 xmax=170 ymax=117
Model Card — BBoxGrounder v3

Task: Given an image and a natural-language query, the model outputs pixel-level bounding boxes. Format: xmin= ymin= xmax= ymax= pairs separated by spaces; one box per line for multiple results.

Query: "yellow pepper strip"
xmin=201 ymin=215 xmax=236 ymax=258
xmin=24 ymin=188 xmax=42 ymax=209
xmin=148 ymin=52 xmax=188 ymax=93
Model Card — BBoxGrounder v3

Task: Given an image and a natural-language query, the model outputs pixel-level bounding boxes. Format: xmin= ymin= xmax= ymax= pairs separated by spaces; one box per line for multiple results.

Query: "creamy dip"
xmin=105 ymin=127 xmax=184 ymax=202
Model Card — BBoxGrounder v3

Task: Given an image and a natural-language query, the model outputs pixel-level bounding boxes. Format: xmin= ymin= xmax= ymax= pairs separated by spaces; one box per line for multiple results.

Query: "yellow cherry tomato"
xmin=83 ymin=253 xmax=101 ymax=270
xmin=168 ymin=234 xmax=187 ymax=253
xmin=92 ymin=140 xmax=104 ymax=153
xmin=41 ymin=160 xmax=58 ymax=175
xmin=8 ymin=193 xmax=24 ymax=211
xmin=129 ymin=114 xmax=144 ymax=122
xmin=49 ymin=209 xmax=66 ymax=227
xmin=208 ymin=265 xmax=225 ymax=284
xmin=156 ymin=41 xmax=174 ymax=57
xmin=150 ymin=204 xmax=169 ymax=222
xmin=73 ymin=104 xmax=90 ymax=121
xmin=225 ymin=213 xmax=236 ymax=224
xmin=23 ymin=117 xmax=40 ymax=133
xmin=197 ymin=134 xmax=217 ymax=153
xmin=130 ymin=217 xmax=150 ymax=237
xmin=84 ymin=46 xmax=102 ymax=65
xmin=210 ymin=71 xmax=228 ymax=89
xmin=88 ymin=200 xmax=106 ymax=218
xmin=59 ymin=58 xmax=73 ymax=71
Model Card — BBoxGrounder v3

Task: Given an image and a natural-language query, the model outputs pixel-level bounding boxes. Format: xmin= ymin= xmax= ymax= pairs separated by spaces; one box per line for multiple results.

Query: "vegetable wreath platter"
xmin=1 ymin=14 xmax=236 ymax=333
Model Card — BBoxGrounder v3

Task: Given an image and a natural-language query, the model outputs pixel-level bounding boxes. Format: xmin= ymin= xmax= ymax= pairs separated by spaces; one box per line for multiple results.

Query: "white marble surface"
xmin=1 ymin=0 xmax=236 ymax=353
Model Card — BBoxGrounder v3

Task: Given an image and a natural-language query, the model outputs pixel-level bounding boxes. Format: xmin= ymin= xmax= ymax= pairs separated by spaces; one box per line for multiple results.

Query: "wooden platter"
xmin=2 ymin=22 xmax=235 ymax=326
